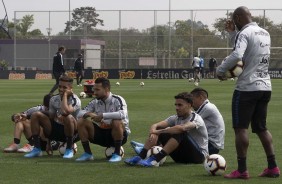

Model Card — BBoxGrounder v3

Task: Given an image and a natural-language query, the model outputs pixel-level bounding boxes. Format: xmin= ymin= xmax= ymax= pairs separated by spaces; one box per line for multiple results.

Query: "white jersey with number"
xmin=165 ymin=112 xmax=209 ymax=157
xmin=195 ymin=100 xmax=225 ymax=150
xmin=217 ymin=22 xmax=271 ymax=91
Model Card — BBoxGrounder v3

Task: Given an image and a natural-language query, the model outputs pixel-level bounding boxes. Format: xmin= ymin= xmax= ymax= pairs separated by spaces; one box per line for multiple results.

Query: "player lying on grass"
xmin=131 ymin=88 xmax=225 ymax=155
xmin=125 ymin=92 xmax=208 ymax=167
xmin=4 ymin=94 xmax=52 ymax=153
xmin=24 ymin=76 xmax=81 ymax=159
xmin=75 ymin=77 xmax=130 ymax=162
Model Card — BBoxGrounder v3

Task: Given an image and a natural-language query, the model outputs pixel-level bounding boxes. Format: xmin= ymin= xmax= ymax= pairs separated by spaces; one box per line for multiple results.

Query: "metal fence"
xmin=9 ymin=9 xmax=282 ymax=70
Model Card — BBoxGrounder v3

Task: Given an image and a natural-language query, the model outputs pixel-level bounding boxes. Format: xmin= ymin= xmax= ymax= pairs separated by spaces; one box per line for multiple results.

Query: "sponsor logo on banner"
xmin=119 ymin=71 xmax=135 ymax=79
xmin=9 ymin=73 xmax=25 ymax=80
xmin=93 ymin=71 xmax=108 ymax=79
xmin=35 ymin=73 xmax=52 ymax=80
xmin=146 ymin=70 xmax=193 ymax=79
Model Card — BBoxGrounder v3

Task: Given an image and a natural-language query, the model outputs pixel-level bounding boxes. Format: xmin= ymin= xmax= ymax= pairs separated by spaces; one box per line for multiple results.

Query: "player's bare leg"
xmin=109 ymin=120 xmax=125 ymax=162
xmin=62 ymin=115 xmax=77 ymax=158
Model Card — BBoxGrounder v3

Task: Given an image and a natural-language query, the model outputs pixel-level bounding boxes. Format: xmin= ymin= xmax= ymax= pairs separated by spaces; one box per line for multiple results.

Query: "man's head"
xmin=58 ymin=75 xmax=73 ymax=97
xmin=58 ymin=46 xmax=65 ymax=54
xmin=174 ymin=92 xmax=193 ymax=117
xmin=43 ymin=94 xmax=52 ymax=109
xmin=94 ymin=77 xmax=111 ymax=100
xmin=78 ymin=53 xmax=83 ymax=58
xmin=232 ymin=6 xmax=252 ymax=31
xmin=190 ymin=88 xmax=208 ymax=111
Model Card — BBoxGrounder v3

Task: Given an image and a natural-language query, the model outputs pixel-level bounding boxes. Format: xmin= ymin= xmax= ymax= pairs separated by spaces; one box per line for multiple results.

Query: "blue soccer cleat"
xmin=130 ymin=141 xmax=144 ymax=154
xmin=109 ymin=153 xmax=122 ymax=162
xmin=24 ymin=147 xmax=43 ymax=158
xmin=138 ymin=156 xmax=159 ymax=167
xmin=75 ymin=152 xmax=94 ymax=162
xmin=124 ymin=156 xmax=142 ymax=166
xmin=63 ymin=148 xmax=74 ymax=159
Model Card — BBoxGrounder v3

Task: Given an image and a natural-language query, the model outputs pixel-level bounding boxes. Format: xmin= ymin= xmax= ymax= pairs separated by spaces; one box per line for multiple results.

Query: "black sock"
xmin=14 ymin=138 xmax=20 ymax=144
xmin=66 ymin=136 xmax=73 ymax=150
xmin=82 ymin=141 xmax=92 ymax=154
xmin=27 ymin=137 xmax=34 ymax=146
xmin=139 ymin=148 xmax=148 ymax=159
xmin=114 ymin=140 xmax=122 ymax=155
xmin=267 ymin=155 xmax=277 ymax=169
xmin=154 ymin=149 xmax=167 ymax=162
xmin=32 ymin=135 xmax=41 ymax=149
xmin=41 ymin=140 xmax=47 ymax=151
xmin=237 ymin=156 xmax=247 ymax=173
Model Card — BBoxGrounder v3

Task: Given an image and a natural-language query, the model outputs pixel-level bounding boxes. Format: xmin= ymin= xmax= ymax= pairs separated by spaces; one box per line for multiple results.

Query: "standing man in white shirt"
xmin=217 ymin=6 xmax=280 ymax=179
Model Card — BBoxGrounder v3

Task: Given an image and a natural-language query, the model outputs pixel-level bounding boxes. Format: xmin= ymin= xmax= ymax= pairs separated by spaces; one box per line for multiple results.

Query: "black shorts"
xmin=208 ymin=141 xmax=219 ymax=155
xmin=90 ymin=123 xmax=128 ymax=147
xmin=158 ymin=133 xmax=205 ymax=164
xmin=193 ymin=67 xmax=200 ymax=73
xmin=48 ymin=120 xmax=79 ymax=142
xmin=232 ymin=90 xmax=271 ymax=133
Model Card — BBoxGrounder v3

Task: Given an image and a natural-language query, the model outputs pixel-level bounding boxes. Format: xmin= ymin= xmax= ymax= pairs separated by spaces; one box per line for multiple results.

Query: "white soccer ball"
xmin=204 ymin=154 xmax=227 ymax=176
xmin=116 ymin=82 xmax=120 ymax=86
xmin=105 ymin=146 xmax=125 ymax=159
xmin=188 ymin=78 xmax=194 ymax=82
xmin=222 ymin=59 xmax=243 ymax=78
xmin=140 ymin=82 xmax=145 ymax=87
xmin=146 ymin=146 xmax=166 ymax=165
xmin=58 ymin=142 xmax=78 ymax=156
xmin=79 ymin=92 xmax=87 ymax=98
xmin=194 ymin=82 xmax=199 ymax=86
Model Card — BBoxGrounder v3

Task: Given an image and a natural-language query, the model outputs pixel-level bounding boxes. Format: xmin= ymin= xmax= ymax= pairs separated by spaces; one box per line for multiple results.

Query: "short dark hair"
xmin=58 ymin=46 xmax=65 ymax=52
xmin=59 ymin=75 xmax=73 ymax=83
xmin=95 ymin=77 xmax=111 ymax=90
xmin=174 ymin=92 xmax=193 ymax=105
xmin=43 ymin=94 xmax=52 ymax=107
xmin=190 ymin=87 xmax=208 ymax=98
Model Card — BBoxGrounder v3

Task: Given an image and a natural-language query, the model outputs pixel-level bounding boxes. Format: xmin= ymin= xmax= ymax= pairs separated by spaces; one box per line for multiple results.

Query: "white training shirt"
xmin=165 ymin=112 xmax=209 ymax=157
xmin=195 ymin=100 xmax=225 ymax=150
xmin=217 ymin=22 xmax=271 ymax=91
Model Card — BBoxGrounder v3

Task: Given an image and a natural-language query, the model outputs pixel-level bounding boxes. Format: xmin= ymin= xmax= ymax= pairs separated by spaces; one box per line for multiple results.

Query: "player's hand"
xmin=149 ymin=133 xmax=158 ymax=142
xmin=91 ymin=114 xmax=103 ymax=122
xmin=64 ymin=89 xmax=73 ymax=97
xmin=225 ymin=19 xmax=235 ymax=32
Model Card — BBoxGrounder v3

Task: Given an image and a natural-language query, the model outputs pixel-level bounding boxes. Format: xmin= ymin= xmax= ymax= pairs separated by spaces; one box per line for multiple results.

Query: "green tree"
xmin=64 ymin=6 xmax=104 ymax=35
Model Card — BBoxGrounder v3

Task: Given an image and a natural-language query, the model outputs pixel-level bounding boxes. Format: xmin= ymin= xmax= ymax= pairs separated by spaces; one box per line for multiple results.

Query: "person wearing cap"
xmin=74 ymin=53 xmax=85 ymax=86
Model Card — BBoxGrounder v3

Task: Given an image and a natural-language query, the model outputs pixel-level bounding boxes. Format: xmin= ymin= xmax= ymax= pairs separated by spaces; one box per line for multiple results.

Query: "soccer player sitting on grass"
xmin=4 ymin=94 xmax=51 ymax=153
xmin=125 ymin=92 xmax=208 ymax=167
xmin=24 ymin=76 xmax=81 ymax=159
xmin=131 ymin=88 xmax=224 ymax=155
xmin=75 ymin=77 xmax=130 ymax=162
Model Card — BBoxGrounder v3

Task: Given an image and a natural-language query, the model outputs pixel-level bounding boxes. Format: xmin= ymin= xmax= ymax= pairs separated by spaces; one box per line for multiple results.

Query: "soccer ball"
xmin=140 ymin=82 xmax=145 ymax=87
xmin=79 ymin=91 xmax=87 ymax=98
xmin=146 ymin=146 xmax=166 ymax=165
xmin=58 ymin=142 xmax=78 ymax=156
xmin=105 ymin=146 xmax=125 ymax=159
xmin=116 ymin=82 xmax=120 ymax=86
xmin=194 ymin=82 xmax=199 ymax=86
xmin=222 ymin=59 xmax=244 ymax=78
xmin=204 ymin=154 xmax=227 ymax=176
xmin=188 ymin=78 xmax=194 ymax=82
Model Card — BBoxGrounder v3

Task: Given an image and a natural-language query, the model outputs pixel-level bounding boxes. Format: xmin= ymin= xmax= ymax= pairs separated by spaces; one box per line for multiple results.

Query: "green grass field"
xmin=0 ymin=79 xmax=282 ymax=184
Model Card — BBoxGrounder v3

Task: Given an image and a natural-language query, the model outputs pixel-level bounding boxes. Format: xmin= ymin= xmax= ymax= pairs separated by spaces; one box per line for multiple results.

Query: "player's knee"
xmin=111 ymin=119 xmax=123 ymax=129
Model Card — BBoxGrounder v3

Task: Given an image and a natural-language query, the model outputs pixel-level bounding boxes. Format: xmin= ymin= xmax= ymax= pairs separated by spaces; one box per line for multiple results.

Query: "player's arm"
xmin=102 ymin=96 xmax=128 ymax=123
xmin=60 ymin=90 xmax=75 ymax=116
xmin=153 ymin=121 xmax=196 ymax=135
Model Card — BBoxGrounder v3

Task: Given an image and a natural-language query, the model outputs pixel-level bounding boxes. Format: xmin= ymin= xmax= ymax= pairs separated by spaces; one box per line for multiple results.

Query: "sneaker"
xmin=130 ymin=141 xmax=144 ymax=154
xmin=63 ymin=148 xmax=74 ymax=159
xmin=138 ymin=156 xmax=159 ymax=167
xmin=76 ymin=152 xmax=94 ymax=162
xmin=124 ymin=156 xmax=142 ymax=166
xmin=17 ymin=144 xmax=34 ymax=153
xmin=24 ymin=148 xmax=43 ymax=158
xmin=4 ymin=143 xmax=19 ymax=153
xmin=224 ymin=170 xmax=250 ymax=179
xmin=109 ymin=153 xmax=122 ymax=163
xmin=79 ymin=84 xmax=83 ymax=86
xmin=259 ymin=167 xmax=280 ymax=178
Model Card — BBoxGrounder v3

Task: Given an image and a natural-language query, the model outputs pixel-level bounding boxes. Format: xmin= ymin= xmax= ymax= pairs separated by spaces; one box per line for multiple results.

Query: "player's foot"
xmin=138 ymin=156 xmax=159 ymax=167
xmin=63 ymin=149 xmax=74 ymax=159
xmin=4 ymin=143 xmax=19 ymax=153
xmin=224 ymin=170 xmax=250 ymax=179
xmin=17 ymin=144 xmax=34 ymax=153
xmin=24 ymin=148 xmax=42 ymax=158
xmin=76 ymin=152 xmax=94 ymax=162
xmin=259 ymin=167 xmax=280 ymax=178
xmin=130 ymin=141 xmax=144 ymax=154
xmin=79 ymin=84 xmax=82 ymax=86
xmin=109 ymin=153 xmax=122 ymax=162
xmin=124 ymin=156 xmax=142 ymax=166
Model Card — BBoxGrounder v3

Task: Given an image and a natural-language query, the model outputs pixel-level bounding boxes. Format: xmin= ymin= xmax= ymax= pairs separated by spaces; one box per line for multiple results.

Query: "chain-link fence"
xmin=4 ymin=9 xmax=282 ymax=70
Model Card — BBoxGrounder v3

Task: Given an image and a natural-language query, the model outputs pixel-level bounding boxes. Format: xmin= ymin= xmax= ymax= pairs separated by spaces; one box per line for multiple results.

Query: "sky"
xmin=1 ymin=0 xmax=282 ymax=34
